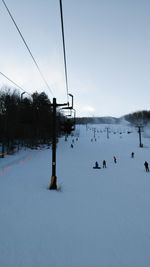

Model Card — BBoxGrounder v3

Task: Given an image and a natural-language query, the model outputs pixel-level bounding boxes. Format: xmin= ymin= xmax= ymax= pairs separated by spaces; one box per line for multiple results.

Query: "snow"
xmin=1 ymin=124 xmax=150 ymax=267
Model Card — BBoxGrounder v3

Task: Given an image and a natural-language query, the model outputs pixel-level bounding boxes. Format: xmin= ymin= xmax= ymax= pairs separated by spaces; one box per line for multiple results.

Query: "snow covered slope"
xmin=0 ymin=124 xmax=150 ymax=267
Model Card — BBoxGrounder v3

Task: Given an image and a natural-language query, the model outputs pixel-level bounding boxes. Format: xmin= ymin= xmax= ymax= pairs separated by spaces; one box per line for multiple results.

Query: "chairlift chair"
xmin=59 ymin=108 xmax=76 ymax=134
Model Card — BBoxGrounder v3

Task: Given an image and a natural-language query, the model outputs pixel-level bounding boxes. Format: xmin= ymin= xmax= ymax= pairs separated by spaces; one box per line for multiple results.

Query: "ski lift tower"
xmin=136 ymin=125 xmax=144 ymax=147
xmin=49 ymin=94 xmax=75 ymax=190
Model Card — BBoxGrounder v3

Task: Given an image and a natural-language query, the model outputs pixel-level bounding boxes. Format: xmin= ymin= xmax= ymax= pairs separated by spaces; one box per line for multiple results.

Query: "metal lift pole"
xmin=138 ymin=126 xmax=142 ymax=147
xmin=49 ymin=98 xmax=57 ymax=190
xmin=106 ymin=127 xmax=109 ymax=139
xmin=49 ymin=98 xmax=70 ymax=190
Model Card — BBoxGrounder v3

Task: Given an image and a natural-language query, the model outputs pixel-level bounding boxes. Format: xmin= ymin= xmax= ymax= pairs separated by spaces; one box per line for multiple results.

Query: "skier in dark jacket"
xmin=103 ymin=160 xmax=106 ymax=168
xmin=95 ymin=161 xmax=99 ymax=168
xmin=144 ymin=161 xmax=149 ymax=172
xmin=93 ymin=161 xmax=100 ymax=169
xmin=113 ymin=156 xmax=117 ymax=163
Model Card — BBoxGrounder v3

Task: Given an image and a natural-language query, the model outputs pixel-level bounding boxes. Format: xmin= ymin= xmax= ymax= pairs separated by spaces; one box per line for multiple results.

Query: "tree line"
xmin=0 ymin=87 xmax=71 ymax=157
xmin=124 ymin=110 xmax=150 ymax=125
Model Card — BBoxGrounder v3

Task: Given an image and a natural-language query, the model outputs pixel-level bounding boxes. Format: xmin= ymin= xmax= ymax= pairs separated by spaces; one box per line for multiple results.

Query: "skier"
xmin=113 ymin=156 xmax=117 ymax=163
xmin=144 ymin=161 xmax=149 ymax=172
xmin=70 ymin=144 xmax=73 ymax=148
xmin=131 ymin=152 xmax=134 ymax=158
xmin=103 ymin=160 xmax=106 ymax=168
xmin=95 ymin=161 xmax=99 ymax=168
xmin=93 ymin=161 xmax=100 ymax=169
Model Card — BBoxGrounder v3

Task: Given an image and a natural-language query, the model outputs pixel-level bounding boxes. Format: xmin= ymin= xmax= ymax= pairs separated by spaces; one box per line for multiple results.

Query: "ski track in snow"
xmin=0 ymin=150 xmax=38 ymax=176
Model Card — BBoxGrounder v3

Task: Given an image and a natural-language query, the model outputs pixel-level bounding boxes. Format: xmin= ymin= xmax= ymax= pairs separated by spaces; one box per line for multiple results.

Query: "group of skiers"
xmin=93 ymin=156 xmax=117 ymax=169
xmin=70 ymin=137 xmax=79 ymax=148
xmin=93 ymin=152 xmax=149 ymax=172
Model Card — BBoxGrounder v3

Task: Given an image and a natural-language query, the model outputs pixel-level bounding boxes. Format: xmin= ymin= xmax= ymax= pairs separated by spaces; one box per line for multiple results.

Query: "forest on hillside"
xmin=0 ymin=87 xmax=72 ymax=157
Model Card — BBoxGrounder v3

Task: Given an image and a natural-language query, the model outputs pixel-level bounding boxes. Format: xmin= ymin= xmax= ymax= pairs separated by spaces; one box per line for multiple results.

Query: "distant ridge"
xmin=76 ymin=110 xmax=150 ymax=125
xmin=76 ymin=116 xmax=122 ymax=124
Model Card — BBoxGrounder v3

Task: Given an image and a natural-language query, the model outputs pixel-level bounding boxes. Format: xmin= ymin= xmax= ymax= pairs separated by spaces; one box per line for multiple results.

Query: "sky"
xmin=0 ymin=0 xmax=150 ymax=117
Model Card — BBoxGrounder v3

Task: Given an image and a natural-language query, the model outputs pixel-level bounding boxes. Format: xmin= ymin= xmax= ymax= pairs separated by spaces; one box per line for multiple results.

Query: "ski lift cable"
xmin=59 ymin=0 xmax=69 ymax=103
xmin=1 ymin=0 xmax=55 ymax=99
xmin=0 ymin=71 xmax=32 ymax=97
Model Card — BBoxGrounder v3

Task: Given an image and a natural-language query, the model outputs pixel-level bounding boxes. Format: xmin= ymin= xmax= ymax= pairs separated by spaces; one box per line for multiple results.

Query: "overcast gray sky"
xmin=0 ymin=0 xmax=150 ymax=117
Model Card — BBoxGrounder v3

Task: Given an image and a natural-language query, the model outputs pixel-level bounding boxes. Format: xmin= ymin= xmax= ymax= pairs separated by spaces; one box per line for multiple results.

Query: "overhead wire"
xmin=0 ymin=71 xmax=32 ymax=97
xmin=59 ymin=0 xmax=69 ymax=103
xmin=1 ymin=0 xmax=54 ymax=99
